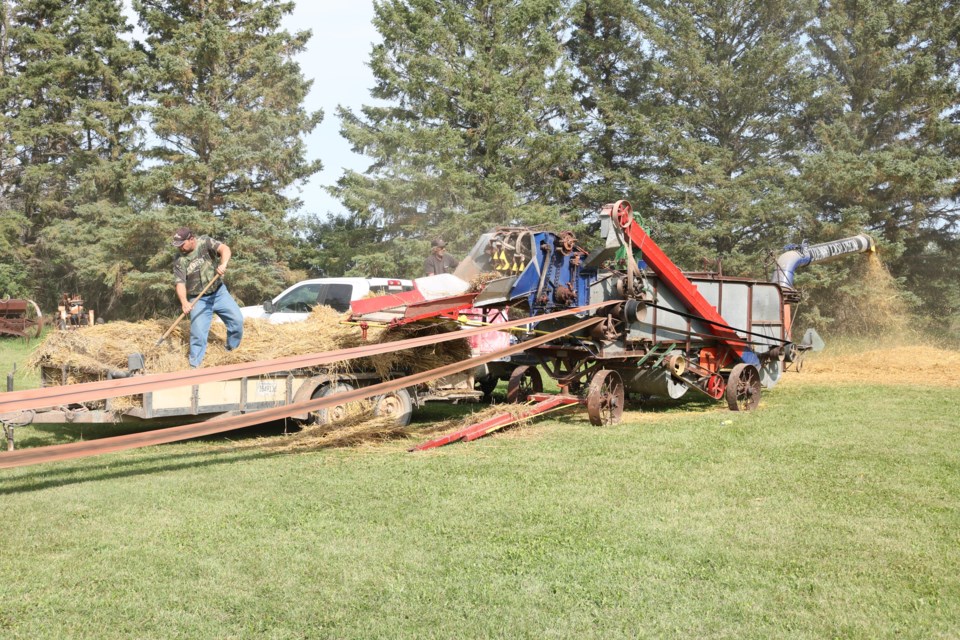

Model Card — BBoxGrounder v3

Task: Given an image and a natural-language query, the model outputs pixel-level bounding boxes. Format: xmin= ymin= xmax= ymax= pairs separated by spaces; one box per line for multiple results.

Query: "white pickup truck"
xmin=240 ymin=277 xmax=414 ymax=324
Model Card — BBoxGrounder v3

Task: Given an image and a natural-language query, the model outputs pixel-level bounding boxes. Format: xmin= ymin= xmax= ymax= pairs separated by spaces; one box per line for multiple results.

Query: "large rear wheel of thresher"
xmin=725 ymin=363 xmax=761 ymax=411
xmin=586 ymin=369 xmax=625 ymax=426
xmin=506 ymin=366 xmax=543 ymax=403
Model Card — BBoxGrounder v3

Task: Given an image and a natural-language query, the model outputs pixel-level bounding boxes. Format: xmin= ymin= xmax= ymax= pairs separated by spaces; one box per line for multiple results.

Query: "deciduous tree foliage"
xmin=331 ymin=0 xmax=585 ymax=277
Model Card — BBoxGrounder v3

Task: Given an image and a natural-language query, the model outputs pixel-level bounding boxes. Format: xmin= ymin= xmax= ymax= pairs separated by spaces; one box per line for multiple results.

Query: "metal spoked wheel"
xmin=586 ymin=369 xmax=625 ymax=426
xmin=310 ymin=382 xmax=356 ymax=425
xmin=506 ymin=366 xmax=543 ymax=403
xmin=725 ymin=363 xmax=761 ymax=411
xmin=705 ymin=374 xmax=726 ymax=400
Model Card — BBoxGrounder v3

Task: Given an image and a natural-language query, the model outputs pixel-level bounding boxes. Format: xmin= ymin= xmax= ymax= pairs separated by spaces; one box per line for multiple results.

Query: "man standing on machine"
xmin=423 ymin=238 xmax=459 ymax=276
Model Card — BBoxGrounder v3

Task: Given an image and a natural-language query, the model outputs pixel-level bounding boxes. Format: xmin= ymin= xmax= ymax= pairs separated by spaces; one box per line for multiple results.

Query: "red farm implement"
xmin=0 ymin=299 xmax=43 ymax=340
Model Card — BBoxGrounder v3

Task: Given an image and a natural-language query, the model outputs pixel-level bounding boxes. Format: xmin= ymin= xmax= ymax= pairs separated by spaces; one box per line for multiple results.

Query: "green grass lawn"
xmin=1 ymin=378 xmax=958 ymax=638
xmin=0 ymin=332 xmax=44 ymax=391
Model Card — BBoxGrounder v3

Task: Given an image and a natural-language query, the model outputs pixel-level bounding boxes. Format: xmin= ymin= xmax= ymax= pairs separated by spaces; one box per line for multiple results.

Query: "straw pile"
xmin=796 ymin=342 xmax=960 ymax=388
xmin=369 ymin=319 xmax=473 ymax=379
xmin=263 ymin=402 xmax=540 ymax=452
xmin=28 ymin=306 xmax=471 ymax=382
xmin=824 ymin=253 xmax=913 ymax=337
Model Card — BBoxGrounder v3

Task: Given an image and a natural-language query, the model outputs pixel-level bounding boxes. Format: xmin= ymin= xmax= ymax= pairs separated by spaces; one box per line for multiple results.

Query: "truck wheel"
xmin=310 ymin=382 xmax=356 ymax=425
xmin=373 ymin=389 xmax=413 ymax=427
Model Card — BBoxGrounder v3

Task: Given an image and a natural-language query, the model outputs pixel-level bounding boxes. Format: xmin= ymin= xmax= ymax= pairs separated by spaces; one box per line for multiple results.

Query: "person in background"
xmin=172 ymin=227 xmax=244 ymax=368
xmin=423 ymin=238 xmax=459 ymax=276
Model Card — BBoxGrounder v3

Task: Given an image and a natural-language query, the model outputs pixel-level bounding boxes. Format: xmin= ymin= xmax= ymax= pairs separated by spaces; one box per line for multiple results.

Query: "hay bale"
xmin=370 ymin=320 xmax=472 ymax=378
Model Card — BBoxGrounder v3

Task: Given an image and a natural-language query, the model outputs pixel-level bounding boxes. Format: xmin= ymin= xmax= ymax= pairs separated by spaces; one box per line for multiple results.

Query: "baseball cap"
xmin=431 ymin=238 xmax=447 ymax=248
xmin=171 ymin=227 xmax=193 ymax=247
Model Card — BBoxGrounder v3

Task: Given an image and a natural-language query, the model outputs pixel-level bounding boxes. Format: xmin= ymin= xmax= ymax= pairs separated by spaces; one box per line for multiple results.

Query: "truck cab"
xmin=240 ymin=277 xmax=413 ymax=324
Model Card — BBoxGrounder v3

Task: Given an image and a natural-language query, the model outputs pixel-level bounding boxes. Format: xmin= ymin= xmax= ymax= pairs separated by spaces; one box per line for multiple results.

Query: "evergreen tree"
xmin=628 ymin=0 xmax=816 ymax=276
xmin=0 ymin=1 xmax=24 ymax=296
xmin=566 ymin=0 xmax=664 ymax=213
xmin=291 ymin=212 xmax=390 ymax=279
xmin=799 ymin=0 xmax=960 ymax=328
xmin=133 ymin=0 xmax=322 ymax=307
xmin=0 ymin=0 xmax=143 ymax=311
xmin=332 ymin=0 xmax=585 ymax=277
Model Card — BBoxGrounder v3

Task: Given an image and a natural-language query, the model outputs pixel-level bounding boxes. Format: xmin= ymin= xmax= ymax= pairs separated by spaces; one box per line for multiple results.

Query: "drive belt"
xmin=0 ymin=315 xmax=604 ymax=469
xmin=0 ymin=300 xmax=616 ymax=415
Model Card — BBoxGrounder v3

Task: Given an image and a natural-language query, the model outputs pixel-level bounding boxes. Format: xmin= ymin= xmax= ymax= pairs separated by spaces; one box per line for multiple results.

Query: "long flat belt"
xmin=0 ymin=315 xmax=604 ymax=469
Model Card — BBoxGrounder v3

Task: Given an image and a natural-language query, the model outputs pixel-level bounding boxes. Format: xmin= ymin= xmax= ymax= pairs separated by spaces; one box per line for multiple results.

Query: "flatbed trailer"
xmin=7 ymin=362 xmax=494 ymax=433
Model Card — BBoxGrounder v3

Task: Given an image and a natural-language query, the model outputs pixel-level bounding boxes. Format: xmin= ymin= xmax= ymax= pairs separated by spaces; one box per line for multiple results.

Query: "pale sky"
xmin=282 ymin=2 xmax=380 ymax=219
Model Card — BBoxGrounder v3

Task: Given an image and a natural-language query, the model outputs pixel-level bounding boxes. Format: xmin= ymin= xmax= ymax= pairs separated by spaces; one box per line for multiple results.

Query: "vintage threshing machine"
xmin=350 ymin=200 xmax=875 ymax=433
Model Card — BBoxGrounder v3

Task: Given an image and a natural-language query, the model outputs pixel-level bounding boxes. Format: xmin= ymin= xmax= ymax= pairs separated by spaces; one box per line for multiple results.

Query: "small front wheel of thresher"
xmin=725 ymin=363 xmax=761 ymax=411
xmin=506 ymin=366 xmax=543 ymax=403
xmin=586 ymin=369 xmax=625 ymax=426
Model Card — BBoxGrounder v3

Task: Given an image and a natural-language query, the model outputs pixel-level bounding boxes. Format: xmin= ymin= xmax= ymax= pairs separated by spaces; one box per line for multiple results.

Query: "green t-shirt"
xmin=173 ymin=235 xmax=222 ymax=297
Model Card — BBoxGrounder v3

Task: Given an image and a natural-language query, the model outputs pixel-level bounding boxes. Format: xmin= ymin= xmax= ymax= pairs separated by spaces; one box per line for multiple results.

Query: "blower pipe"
xmin=773 ymin=234 xmax=875 ymax=289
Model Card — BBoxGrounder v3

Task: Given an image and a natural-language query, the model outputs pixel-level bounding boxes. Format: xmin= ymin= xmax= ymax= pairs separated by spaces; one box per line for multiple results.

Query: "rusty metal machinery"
xmin=352 ymin=200 xmax=876 ymax=429
xmin=0 ymin=298 xmax=43 ymax=339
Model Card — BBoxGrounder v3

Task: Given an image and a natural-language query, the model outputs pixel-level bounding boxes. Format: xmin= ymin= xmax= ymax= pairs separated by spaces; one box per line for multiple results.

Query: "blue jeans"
xmin=189 ymin=285 xmax=244 ymax=367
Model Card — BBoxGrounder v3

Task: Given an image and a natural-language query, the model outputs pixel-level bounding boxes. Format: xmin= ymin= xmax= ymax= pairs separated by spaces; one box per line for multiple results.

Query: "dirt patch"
xmin=791 ymin=342 xmax=960 ymax=388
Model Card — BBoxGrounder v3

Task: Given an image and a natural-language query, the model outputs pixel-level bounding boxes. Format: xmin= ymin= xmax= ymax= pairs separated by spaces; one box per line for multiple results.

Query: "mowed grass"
xmin=1 ymin=378 xmax=958 ymax=638
xmin=0 ymin=333 xmax=44 ymax=391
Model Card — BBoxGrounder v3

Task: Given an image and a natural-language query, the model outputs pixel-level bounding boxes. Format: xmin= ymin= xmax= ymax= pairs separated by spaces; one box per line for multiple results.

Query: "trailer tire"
xmin=309 ymin=382 xmax=356 ymax=425
xmin=477 ymin=376 xmax=499 ymax=402
xmin=373 ymin=389 xmax=413 ymax=427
